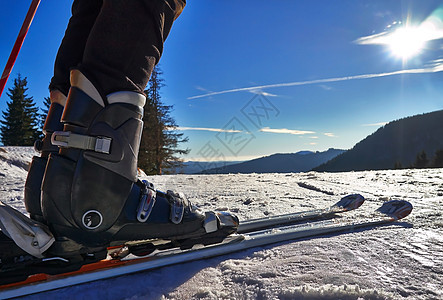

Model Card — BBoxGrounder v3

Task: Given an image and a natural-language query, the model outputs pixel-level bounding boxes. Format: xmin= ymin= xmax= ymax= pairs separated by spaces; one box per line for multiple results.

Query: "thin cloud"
xmin=354 ymin=31 xmax=391 ymax=45
xmin=362 ymin=122 xmax=388 ymax=127
xmin=260 ymin=127 xmax=315 ymax=135
xmin=249 ymin=89 xmax=278 ymax=97
xmin=187 ymin=62 xmax=443 ymax=100
xmin=324 ymin=132 xmax=336 ymax=137
xmin=167 ymin=126 xmax=242 ymax=133
xmin=195 ymin=86 xmax=210 ymax=92
xmin=430 ymin=58 xmax=443 ymax=65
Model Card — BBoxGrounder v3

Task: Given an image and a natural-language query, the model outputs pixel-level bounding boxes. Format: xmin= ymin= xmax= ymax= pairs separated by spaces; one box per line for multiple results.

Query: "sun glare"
xmin=355 ymin=6 xmax=443 ymax=61
xmin=387 ymin=26 xmax=426 ymax=59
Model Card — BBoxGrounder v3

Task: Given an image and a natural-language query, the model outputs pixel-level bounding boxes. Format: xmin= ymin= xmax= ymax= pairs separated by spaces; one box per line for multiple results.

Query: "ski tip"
xmin=376 ymin=200 xmax=413 ymax=220
xmin=335 ymin=194 xmax=365 ymax=211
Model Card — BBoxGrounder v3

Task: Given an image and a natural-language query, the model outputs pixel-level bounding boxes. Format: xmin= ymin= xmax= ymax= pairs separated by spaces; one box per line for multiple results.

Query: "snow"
xmin=1 ymin=147 xmax=442 ymax=300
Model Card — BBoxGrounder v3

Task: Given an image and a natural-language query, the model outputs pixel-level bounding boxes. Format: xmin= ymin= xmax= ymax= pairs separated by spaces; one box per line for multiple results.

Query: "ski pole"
xmin=0 ymin=0 xmax=41 ymax=98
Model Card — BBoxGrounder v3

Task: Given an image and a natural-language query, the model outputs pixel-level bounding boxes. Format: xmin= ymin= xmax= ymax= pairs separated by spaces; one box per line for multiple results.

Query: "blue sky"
xmin=1 ymin=0 xmax=442 ymax=162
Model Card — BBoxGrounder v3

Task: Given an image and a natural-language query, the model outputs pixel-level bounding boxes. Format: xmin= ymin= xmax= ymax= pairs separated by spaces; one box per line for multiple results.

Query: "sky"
xmin=0 ymin=0 xmax=443 ymax=162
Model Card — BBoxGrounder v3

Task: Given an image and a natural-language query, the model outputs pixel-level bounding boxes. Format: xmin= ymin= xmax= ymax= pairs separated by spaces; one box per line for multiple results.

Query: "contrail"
xmin=188 ymin=62 xmax=443 ymax=100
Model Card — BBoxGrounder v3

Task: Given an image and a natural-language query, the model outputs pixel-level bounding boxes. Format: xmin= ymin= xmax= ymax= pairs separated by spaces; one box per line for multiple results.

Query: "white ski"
xmin=238 ymin=193 xmax=365 ymax=233
xmin=0 ymin=199 xmax=412 ymax=299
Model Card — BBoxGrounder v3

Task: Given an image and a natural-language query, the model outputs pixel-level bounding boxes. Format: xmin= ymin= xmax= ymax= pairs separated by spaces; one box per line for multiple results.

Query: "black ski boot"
xmin=24 ymin=91 xmax=65 ymax=223
xmin=41 ymin=70 xmax=238 ymax=257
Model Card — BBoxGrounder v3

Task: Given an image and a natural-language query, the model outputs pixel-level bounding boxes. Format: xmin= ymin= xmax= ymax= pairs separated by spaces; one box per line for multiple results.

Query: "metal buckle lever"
xmin=51 ymin=131 xmax=70 ymax=147
xmin=136 ymin=180 xmax=156 ymax=222
xmin=51 ymin=131 xmax=112 ymax=154
xmin=94 ymin=136 xmax=112 ymax=154
xmin=167 ymin=191 xmax=185 ymax=224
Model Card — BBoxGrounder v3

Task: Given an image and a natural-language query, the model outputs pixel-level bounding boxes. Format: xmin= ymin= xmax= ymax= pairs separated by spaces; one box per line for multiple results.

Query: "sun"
xmin=355 ymin=6 xmax=443 ymax=61
xmin=387 ymin=26 xmax=426 ymax=59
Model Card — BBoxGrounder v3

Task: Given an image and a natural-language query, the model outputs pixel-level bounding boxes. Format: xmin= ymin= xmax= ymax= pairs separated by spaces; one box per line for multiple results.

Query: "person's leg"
xmin=78 ymin=0 xmax=185 ymax=96
xmin=24 ymin=0 xmax=103 ymax=222
xmin=41 ymin=0 xmax=236 ymax=255
xmin=49 ymin=0 xmax=103 ymax=96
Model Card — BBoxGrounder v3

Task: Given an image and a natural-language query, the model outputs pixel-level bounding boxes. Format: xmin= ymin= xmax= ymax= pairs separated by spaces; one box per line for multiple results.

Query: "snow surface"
xmin=0 ymin=147 xmax=442 ymax=300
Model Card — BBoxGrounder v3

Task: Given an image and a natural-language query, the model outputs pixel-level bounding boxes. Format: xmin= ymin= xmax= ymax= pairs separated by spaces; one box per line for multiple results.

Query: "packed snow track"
xmin=0 ymin=147 xmax=441 ymax=300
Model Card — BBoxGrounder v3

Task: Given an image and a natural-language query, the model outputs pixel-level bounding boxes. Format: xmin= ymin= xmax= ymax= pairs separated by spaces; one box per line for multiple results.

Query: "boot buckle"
xmin=51 ymin=131 xmax=112 ymax=154
xmin=136 ymin=180 xmax=156 ymax=222
xmin=167 ymin=191 xmax=185 ymax=224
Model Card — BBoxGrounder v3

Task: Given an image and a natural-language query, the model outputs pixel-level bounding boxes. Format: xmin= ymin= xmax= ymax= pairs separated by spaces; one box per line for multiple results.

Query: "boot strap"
xmin=51 ymin=131 xmax=112 ymax=154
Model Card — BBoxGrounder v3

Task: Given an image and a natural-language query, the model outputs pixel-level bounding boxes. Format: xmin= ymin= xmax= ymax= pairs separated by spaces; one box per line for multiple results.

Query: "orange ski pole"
xmin=0 ymin=0 xmax=41 ymax=97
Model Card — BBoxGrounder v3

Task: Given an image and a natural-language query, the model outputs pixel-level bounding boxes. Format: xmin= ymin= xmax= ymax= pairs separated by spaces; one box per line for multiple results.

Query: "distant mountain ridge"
xmin=174 ymin=161 xmax=242 ymax=174
xmin=199 ymin=149 xmax=345 ymax=174
xmin=314 ymin=110 xmax=443 ymax=172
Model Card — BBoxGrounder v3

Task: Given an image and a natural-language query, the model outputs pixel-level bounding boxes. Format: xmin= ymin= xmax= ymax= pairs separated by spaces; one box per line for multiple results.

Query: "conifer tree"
xmin=432 ymin=149 xmax=443 ymax=168
xmin=138 ymin=66 xmax=189 ymax=175
xmin=412 ymin=150 xmax=429 ymax=169
xmin=393 ymin=161 xmax=403 ymax=169
xmin=0 ymin=74 xmax=41 ymax=146
xmin=38 ymin=96 xmax=51 ymax=130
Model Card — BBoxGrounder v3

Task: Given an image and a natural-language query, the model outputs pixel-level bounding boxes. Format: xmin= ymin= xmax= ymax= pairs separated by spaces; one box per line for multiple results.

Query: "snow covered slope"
xmin=1 ymin=147 xmax=442 ymax=299
xmin=0 ymin=147 xmax=35 ymax=214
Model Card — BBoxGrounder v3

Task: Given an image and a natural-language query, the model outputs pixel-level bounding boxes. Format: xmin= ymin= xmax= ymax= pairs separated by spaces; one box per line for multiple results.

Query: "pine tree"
xmin=0 ymin=74 xmax=41 ymax=146
xmin=432 ymin=149 xmax=443 ymax=168
xmin=138 ymin=66 xmax=189 ymax=175
xmin=38 ymin=96 xmax=51 ymax=131
xmin=412 ymin=150 xmax=429 ymax=169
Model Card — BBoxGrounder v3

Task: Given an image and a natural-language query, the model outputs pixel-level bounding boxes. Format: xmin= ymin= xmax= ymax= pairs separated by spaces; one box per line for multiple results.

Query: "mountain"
xmin=314 ymin=110 xmax=443 ymax=172
xmin=172 ymin=161 xmax=243 ymax=174
xmin=199 ymin=149 xmax=345 ymax=174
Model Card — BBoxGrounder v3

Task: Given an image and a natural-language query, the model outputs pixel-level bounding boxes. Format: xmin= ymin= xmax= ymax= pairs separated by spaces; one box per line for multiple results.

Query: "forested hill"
xmin=314 ymin=110 xmax=443 ymax=172
xmin=199 ymin=148 xmax=345 ymax=174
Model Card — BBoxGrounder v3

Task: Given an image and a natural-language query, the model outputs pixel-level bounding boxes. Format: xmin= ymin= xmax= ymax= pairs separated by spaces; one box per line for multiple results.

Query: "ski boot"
xmin=24 ymin=90 xmax=65 ymax=223
xmin=41 ymin=70 xmax=238 ymax=257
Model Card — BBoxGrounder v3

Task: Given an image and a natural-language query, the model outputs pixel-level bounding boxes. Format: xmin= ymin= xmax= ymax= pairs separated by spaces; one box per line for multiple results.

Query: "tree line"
xmin=394 ymin=149 xmax=443 ymax=169
xmin=314 ymin=109 xmax=443 ymax=172
xmin=0 ymin=68 xmax=187 ymax=175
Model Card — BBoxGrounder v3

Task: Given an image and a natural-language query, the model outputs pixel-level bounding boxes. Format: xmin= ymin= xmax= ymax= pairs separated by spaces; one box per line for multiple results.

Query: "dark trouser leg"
xmin=49 ymin=0 xmax=103 ymax=96
xmin=50 ymin=0 xmax=185 ymax=97
xmin=79 ymin=0 xmax=185 ymax=95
